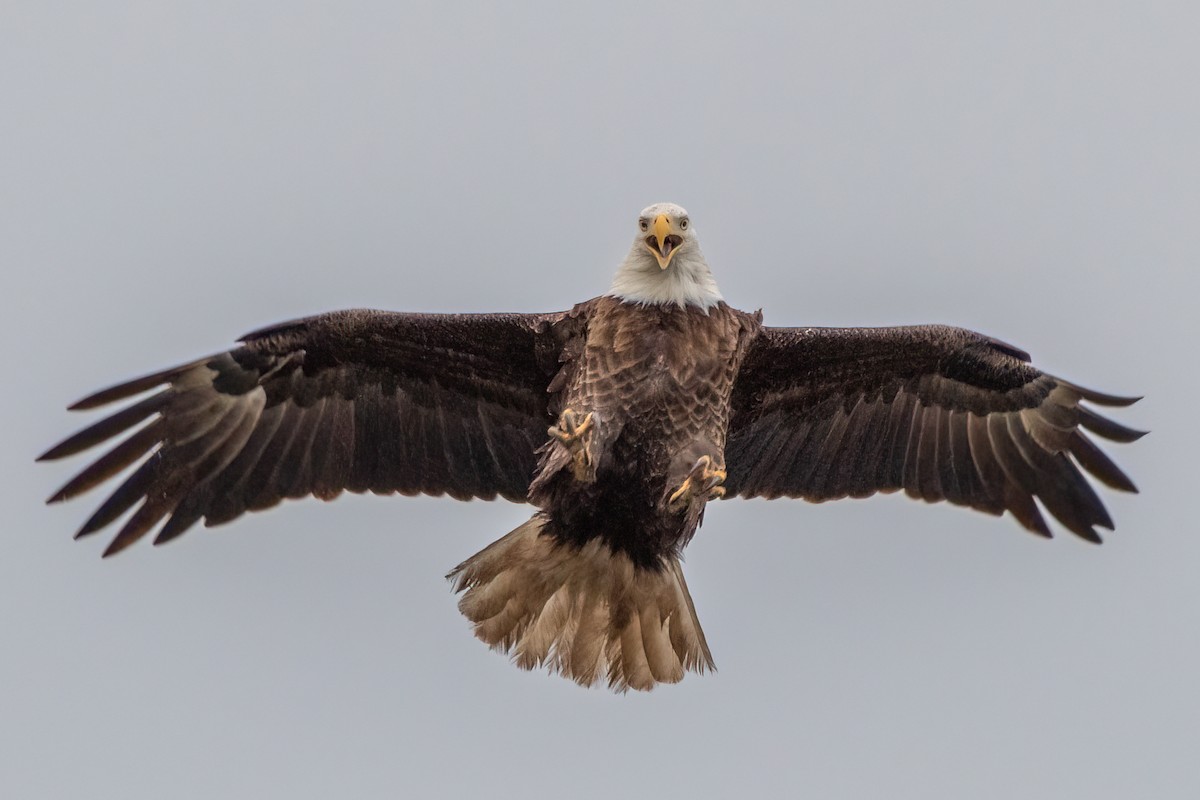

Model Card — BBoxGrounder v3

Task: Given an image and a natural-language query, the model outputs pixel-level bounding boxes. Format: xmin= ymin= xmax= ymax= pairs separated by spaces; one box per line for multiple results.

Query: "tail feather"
xmin=448 ymin=515 xmax=714 ymax=692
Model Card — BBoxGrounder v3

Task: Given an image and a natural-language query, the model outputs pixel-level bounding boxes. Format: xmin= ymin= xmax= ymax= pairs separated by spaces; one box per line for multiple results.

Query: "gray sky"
xmin=3 ymin=2 xmax=1196 ymax=797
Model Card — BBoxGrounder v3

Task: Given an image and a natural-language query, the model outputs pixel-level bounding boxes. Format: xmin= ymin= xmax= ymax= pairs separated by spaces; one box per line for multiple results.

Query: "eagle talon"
xmin=668 ymin=455 xmax=727 ymax=512
xmin=549 ymin=409 xmax=594 ymax=482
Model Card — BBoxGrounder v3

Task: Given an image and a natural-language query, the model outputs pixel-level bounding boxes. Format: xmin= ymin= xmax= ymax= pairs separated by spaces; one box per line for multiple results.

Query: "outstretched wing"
xmin=41 ymin=309 xmax=568 ymax=556
xmin=724 ymin=325 xmax=1145 ymax=541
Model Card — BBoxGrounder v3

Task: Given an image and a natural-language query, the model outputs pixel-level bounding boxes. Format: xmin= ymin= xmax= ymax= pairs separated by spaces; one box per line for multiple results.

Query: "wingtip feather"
xmin=69 ymin=386 xmax=146 ymax=412
xmin=101 ymin=539 xmax=127 ymax=558
xmin=65 ymin=359 xmax=207 ymax=411
xmin=39 ymin=437 xmax=88 ymax=461
xmin=1078 ymin=407 xmax=1149 ymax=443
xmin=1062 ymin=381 xmax=1144 ymax=408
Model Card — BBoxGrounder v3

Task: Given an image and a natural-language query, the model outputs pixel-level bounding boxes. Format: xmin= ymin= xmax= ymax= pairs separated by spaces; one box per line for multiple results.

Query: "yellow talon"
xmin=549 ymin=409 xmax=594 ymax=482
xmin=668 ymin=480 xmax=693 ymax=508
xmin=668 ymin=455 xmax=727 ymax=512
xmin=549 ymin=409 xmax=592 ymax=442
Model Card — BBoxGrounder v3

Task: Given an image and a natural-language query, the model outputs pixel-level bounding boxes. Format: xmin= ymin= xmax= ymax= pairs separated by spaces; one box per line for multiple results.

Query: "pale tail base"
xmin=447 ymin=516 xmax=715 ymax=692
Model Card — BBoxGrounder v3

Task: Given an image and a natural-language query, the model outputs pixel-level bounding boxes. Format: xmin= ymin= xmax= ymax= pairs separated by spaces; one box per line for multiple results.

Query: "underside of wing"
xmin=725 ymin=325 xmax=1145 ymax=542
xmin=41 ymin=309 xmax=572 ymax=555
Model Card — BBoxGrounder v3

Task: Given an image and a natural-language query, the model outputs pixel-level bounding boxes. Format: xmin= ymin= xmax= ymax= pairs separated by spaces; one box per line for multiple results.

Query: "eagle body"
xmin=532 ymin=296 xmax=762 ymax=568
xmin=40 ymin=202 xmax=1145 ymax=692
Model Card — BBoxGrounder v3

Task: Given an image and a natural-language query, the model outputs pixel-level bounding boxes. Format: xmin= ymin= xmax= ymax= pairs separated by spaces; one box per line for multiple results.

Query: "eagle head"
xmin=636 ymin=202 xmax=693 ymax=270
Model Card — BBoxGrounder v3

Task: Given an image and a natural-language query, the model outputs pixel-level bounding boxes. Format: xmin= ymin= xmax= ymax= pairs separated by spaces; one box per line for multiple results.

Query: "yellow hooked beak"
xmin=645 ymin=213 xmax=681 ymax=270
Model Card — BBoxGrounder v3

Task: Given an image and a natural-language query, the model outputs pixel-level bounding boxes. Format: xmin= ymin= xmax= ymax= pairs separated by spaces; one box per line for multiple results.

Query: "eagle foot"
xmin=668 ymin=455 xmax=727 ymax=513
xmin=549 ymin=409 xmax=594 ymax=482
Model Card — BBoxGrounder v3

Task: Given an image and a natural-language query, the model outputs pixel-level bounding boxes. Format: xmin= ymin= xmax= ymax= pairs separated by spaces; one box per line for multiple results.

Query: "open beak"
xmin=645 ymin=214 xmax=682 ymax=269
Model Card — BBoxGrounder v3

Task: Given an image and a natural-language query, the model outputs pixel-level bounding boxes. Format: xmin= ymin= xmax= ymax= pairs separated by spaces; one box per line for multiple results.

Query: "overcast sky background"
xmin=3 ymin=3 xmax=1196 ymax=798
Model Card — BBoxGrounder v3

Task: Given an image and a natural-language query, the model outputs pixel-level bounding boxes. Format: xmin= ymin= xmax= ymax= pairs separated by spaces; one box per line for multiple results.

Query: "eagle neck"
xmin=606 ymin=246 xmax=723 ymax=311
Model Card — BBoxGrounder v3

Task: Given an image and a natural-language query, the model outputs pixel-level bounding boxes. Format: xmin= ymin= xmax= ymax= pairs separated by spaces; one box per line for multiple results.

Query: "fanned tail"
xmin=447 ymin=515 xmax=714 ymax=692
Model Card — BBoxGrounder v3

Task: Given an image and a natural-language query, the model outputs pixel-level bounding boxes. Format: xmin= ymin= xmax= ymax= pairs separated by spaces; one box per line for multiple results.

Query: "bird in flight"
xmin=41 ymin=202 xmax=1144 ymax=691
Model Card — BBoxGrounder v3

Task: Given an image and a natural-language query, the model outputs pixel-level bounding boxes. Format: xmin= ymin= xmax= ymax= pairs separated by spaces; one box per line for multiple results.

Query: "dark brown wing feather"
xmin=41 ymin=309 xmax=568 ymax=555
xmin=725 ymin=325 xmax=1144 ymax=541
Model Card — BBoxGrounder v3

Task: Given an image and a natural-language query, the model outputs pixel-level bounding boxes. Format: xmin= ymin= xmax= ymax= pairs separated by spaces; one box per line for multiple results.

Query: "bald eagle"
xmin=41 ymin=202 xmax=1144 ymax=691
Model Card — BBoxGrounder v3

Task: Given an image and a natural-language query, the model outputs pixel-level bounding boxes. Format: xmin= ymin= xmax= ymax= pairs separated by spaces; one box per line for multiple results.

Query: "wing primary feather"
xmin=1042 ymin=457 xmax=1107 ymax=543
xmin=1020 ymin=407 xmax=1071 ymax=454
xmin=1010 ymin=495 xmax=1053 ymax=539
xmin=1077 ymin=406 xmax=1148 ymax=443
xmin=202 ymin=403 xmax=287 ymax=524
xmin=153 ymin=496 xmax=206 ymax=545
xmin=68 ymin=359 xmax=207 ymax=411
xmin=978 ymin=414 xmax=1051 ymax=535
xmin=967 ymin=412 xmax=1039 ymax=528
xmin=244 ymin=403 xmax=307 ymax=510
xmin=1068 ymin=432 xmax=1139 ymax=493
xmin=1006 ymin=415 xmax=1111 ymax=540
xmin=1060 ymin=381 xmax=1142 ymax=407
xmin=187 ymin=398 xmax=262 ymax=487
xmin=157 ymin=396 xmax=263 ymax=539
xmin=46 ymin=419 xmax=164 ymax=503
xmin=1037 ymin=399 xmax=1078 ymax=431
xmin=102 ymin=499 xmax=175 ymax=558
xmin=74 ymin=454 xmax=162 ymax=538
xmin=38 ymin=393 xmax=166 ymax=461
xmin=988 ymin=413 xmax=1040 ymax=496
xmin=162 ymin=394 xmax=239 ymax=448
